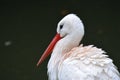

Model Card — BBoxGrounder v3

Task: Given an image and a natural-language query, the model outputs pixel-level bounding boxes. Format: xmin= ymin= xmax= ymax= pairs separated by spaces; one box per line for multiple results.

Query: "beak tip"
xmin=36 ymin=60 xmax=42 ymax=67
xmin=36 ymin=63 xmax=39 ymax=67
xmin=36 ymin=33 xmax=61 ymax=67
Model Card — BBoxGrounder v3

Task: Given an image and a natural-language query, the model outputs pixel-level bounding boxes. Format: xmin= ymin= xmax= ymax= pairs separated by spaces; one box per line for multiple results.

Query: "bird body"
xmin=37 ymin=14 xmax=120 ymax=80
xmin=50 ymin=45 xmax=120 ymax=80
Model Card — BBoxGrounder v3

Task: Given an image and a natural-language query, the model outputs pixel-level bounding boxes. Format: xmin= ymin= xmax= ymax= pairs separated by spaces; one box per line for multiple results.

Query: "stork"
xmin=37 ymin=14 xmax=120 ymax=80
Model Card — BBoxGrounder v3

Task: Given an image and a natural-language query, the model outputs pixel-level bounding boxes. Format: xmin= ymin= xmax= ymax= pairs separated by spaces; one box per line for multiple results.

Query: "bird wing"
xmin=58 ymin=45 xmax=120 ymax=80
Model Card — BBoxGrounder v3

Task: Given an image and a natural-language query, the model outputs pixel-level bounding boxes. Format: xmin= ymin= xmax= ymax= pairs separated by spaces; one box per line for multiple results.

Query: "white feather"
xmin=58 ymin=45 xmax=120 ymax=80
xmin=46 ymin=14 xmax=120 ymax=80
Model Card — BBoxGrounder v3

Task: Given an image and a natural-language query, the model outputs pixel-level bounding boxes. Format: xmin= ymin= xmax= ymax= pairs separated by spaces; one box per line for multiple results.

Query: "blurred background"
xmin=0 ymin=0 xmax=120 ymax=80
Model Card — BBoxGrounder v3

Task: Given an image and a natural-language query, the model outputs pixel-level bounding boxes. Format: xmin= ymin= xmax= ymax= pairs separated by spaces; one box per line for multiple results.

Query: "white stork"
xmin=37 ymin=14 xmax=120 ymax=80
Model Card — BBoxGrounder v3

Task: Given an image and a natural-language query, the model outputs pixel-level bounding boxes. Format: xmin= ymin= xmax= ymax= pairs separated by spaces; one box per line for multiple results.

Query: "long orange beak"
xmin=37 ymin=33 xmax=61 ymax=67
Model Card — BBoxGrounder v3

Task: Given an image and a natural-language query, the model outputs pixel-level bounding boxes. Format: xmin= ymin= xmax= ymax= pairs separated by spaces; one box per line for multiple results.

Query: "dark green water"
xmin=0 ymin=1 xmax=120 ymax=80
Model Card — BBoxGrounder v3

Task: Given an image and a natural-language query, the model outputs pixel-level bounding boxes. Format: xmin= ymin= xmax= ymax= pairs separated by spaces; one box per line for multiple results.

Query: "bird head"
xmin=57 ymin=14 xmax=84 ymax=38
xmin=37 ymin=14 xmax=84 ymax=66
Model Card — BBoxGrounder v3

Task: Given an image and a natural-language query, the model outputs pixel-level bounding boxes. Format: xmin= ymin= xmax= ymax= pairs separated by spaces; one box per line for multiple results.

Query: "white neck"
xmin=47 ymin=14 xmax=84 ymax=80
xmin=47 ymin=31 xmax=83 ymax=80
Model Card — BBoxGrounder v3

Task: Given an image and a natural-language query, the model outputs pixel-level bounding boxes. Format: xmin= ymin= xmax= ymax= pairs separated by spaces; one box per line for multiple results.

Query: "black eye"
xmin=60 ymin=24 xmax=63 ymax=30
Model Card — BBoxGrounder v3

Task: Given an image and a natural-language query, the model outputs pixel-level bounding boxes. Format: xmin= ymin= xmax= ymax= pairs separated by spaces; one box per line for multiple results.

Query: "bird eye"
xmin=60 ymin=24 xmax=63 ymax=30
